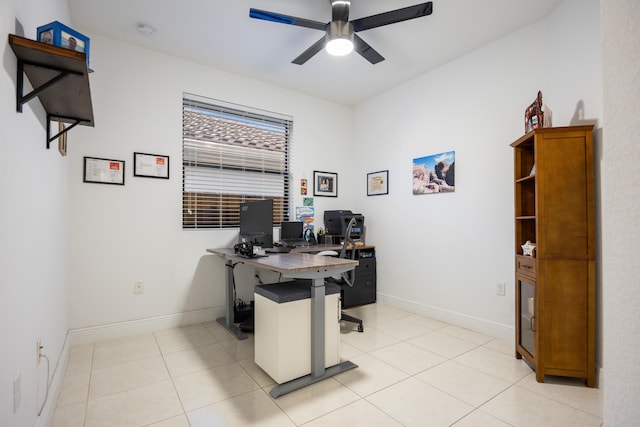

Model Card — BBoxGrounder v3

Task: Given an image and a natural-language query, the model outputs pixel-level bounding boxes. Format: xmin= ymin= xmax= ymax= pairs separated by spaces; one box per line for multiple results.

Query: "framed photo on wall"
xmin=313 ymin=171 xmax=338 ymax=197
xmin=412 ymin=150 xmax=455 ymax=195
xmin=367 ymin=170 xmax=389 ymax=196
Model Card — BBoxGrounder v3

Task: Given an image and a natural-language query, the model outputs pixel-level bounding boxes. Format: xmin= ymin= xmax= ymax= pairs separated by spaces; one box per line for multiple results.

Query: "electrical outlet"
xmin=134 ymin=281 xmax=144 ymax=294
xmin=13 ymin=373 xmax=21 ymax=413
xmin=496 ymin=282 xmax=506 ymax=296
xmin=36 ymin=338 xmax=42 ymax=363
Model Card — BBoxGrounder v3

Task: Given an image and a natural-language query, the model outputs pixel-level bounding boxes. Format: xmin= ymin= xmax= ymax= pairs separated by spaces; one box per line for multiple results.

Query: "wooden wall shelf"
xmin=8 ymin=34 xmax=94 ymax=148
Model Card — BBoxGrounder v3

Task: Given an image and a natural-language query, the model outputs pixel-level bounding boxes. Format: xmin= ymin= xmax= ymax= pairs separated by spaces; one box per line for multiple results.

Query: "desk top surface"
xmin=207 ymin=247 xmax=359 ymax=274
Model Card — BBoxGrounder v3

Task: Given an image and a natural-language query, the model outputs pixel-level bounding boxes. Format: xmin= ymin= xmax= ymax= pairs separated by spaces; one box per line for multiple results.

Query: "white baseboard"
xmin=376 ymin=292 xmax=514 ymax=341
xmin=68 ymin=307 xmax=224 ymax=346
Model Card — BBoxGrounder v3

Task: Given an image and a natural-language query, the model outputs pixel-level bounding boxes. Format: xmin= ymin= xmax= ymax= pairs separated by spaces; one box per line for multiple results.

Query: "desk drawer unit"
xmin=254 ymin=281 xmax=340 ymax=384
xmin=342 ymin=257 xmax=376 ymax=308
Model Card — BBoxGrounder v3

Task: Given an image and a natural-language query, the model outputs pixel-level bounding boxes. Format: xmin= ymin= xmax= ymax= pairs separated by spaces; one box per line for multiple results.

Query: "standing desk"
xmin=207 ymin=246 xmax=358 ymax=397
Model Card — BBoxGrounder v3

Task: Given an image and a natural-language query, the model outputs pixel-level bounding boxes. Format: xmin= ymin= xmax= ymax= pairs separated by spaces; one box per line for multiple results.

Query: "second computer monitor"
xmin=280 ymin=221 xmax=303 ymax=240
xmin=239 ymin=199 xmax=273 ymax=248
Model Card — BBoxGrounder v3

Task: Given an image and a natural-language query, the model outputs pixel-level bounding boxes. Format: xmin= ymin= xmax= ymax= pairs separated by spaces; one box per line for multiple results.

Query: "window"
xmin=182 ymin=94 xmax=292 ymax=229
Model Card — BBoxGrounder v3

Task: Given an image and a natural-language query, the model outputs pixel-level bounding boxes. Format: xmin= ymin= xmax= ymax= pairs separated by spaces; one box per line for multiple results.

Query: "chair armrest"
xmin=315 ymin=250 xmax=339 ymax=257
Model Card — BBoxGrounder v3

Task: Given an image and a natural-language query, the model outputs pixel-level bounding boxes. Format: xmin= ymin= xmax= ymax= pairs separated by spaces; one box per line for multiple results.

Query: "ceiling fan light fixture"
xmin=325 ymin=21 xmax=353 ymax=56
xmin=326 ymin=38 xmax=353 ymax=56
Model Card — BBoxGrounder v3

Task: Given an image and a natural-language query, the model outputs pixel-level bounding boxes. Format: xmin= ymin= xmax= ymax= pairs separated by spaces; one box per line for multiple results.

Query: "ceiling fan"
xmin=249 ymin=1 xmax=434 ymax=65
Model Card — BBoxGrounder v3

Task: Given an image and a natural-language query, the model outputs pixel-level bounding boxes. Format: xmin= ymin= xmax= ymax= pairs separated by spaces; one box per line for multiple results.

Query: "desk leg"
xmin=216 ymin=259 xmax=247 ymax=340
xmin=310 ymin=277 xmax=325 ymax=378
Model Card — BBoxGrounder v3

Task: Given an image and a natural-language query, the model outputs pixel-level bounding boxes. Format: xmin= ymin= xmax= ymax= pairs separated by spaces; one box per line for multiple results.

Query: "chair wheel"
xmin=357 ymin=325 xmax=364 ymax=332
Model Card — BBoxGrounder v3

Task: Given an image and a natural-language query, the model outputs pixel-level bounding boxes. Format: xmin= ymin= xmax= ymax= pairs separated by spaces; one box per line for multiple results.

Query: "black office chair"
xmin=318 ymin=217 xmax=364 ymax=333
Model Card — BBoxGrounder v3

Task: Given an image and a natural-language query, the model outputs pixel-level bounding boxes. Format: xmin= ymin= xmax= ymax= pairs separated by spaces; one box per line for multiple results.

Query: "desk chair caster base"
xmin=341 ymin=312 xmax=364 ymax=333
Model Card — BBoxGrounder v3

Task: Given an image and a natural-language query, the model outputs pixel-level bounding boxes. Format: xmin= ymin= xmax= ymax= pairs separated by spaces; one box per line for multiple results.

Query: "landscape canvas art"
xmin=412 ymin=151 xmax=455 ymax=194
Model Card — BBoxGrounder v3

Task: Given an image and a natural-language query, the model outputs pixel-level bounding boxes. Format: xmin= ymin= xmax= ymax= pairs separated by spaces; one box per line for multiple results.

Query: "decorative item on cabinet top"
xmin=521 ymin=240 xmax=536 ymax=257
xmin=524 ymin=91 xmax=553 ymax=133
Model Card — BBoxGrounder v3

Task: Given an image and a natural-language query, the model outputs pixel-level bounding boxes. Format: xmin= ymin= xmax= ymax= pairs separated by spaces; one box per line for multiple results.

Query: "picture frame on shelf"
xmin=133 ymin=152 xmax=169 ymax=179
xmin=83 ymin=157 xmax=125 ymax=185
xmin=37 ymin=21 xmax=90 ymax=66
xmin=313 ymin=171 xmax=337 ymax=197
xmin=367 ymin=170 xmax=389 ymax=196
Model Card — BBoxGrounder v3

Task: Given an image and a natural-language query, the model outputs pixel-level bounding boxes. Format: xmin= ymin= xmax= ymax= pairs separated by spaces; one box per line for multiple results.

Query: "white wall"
xmin=1 ymin=1 xmax=72 ymax=426
xmin=601 ymin=0 xmax=640 ymax=423
xmin=66 ymin=35 xmax=356 ymax=331
xmin=352 ymin=0 xmax=602 ymax=342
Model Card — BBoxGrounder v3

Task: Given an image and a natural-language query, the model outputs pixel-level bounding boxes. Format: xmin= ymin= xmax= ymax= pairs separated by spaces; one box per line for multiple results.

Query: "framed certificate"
xmin=367 ymin=170 xmax=389 ymax=196
xmin=133 ymin=152 xmax=169 ymax=179
xmin=83 ymin=157 xmax=125 ymax=185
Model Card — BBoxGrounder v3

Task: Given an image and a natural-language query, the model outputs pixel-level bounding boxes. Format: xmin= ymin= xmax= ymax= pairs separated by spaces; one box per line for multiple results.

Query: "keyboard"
xmin=265 ymin=246 xmax=291 ymax=253
xmin=281 ymin=239 xmax=308 ymax=247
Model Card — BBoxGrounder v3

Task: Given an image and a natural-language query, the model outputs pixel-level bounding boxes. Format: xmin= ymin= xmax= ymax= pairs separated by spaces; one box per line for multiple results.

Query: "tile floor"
xmin=53 ymin=303 xmax=603 ymax=426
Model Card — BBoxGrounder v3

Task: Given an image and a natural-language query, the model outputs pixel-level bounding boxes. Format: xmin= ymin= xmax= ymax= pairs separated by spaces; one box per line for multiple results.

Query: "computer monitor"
xmin=280 ymin=221 xmax=303 ymax=240
xmin=239 ymin=199 xmax=273 ymax=248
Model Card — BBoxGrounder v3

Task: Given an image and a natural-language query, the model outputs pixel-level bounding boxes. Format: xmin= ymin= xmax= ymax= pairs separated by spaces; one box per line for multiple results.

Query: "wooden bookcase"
xmin=511 ymin=125 xmax=595 ymax=387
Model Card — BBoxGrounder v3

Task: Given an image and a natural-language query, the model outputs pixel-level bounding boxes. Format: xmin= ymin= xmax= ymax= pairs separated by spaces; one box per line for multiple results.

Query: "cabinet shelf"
xmin=8 ymin=34 xmax=94 ymax=148
xmin=515 ymin=175 xmax=536 ymax=184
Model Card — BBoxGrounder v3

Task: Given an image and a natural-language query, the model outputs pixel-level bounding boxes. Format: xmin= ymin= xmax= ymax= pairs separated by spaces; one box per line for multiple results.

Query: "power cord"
xmin=37 ymin=348 xmax=51 ymax=416
xmin=226 ymin=261 xmax=241 ymax=311
xmin=254 ymin=270 xmax=264 ymax=285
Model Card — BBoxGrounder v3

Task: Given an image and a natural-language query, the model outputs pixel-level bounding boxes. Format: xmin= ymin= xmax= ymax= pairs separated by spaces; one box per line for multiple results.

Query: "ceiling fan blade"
xmin=249 ymin=8 xmax=326 ymax=31
xmin=292 ymin=37 xmax=326 ymax=65
xmin=351 ymin=2 xmax=433 ymax=32
xmin=353 ymin=34 xmax=384 ymax=64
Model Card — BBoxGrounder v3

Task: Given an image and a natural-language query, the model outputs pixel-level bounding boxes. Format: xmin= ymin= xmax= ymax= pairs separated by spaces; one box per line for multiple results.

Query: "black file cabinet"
xmin=342 ymin=247 xmax=376 ymax=308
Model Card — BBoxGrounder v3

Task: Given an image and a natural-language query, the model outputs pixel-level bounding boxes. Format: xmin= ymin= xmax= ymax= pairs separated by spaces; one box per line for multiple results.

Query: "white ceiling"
xmin=68 ymin=0 xmax=561 ymax=106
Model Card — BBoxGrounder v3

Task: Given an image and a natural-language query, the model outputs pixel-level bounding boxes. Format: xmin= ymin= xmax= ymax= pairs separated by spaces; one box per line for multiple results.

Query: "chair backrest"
xmin=338 ymin=217 xmax=358 ymax=287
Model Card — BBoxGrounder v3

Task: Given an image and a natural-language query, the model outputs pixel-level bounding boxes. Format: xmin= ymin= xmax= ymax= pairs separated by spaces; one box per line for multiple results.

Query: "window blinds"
xmin=182 ymin=94 xmax=292 ymax=229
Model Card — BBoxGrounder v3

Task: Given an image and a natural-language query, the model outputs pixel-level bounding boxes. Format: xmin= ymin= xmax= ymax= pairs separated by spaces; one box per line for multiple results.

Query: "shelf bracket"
xmin=15 ymin=59 xmax=83 ymax=113
xmin=46 ymin=114 xmax=86 ymax=149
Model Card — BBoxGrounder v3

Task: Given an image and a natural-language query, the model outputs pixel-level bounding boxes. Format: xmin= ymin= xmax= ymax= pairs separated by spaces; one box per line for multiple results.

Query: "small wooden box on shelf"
xmin=511 ymin=125 xmax=596 ymax=387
